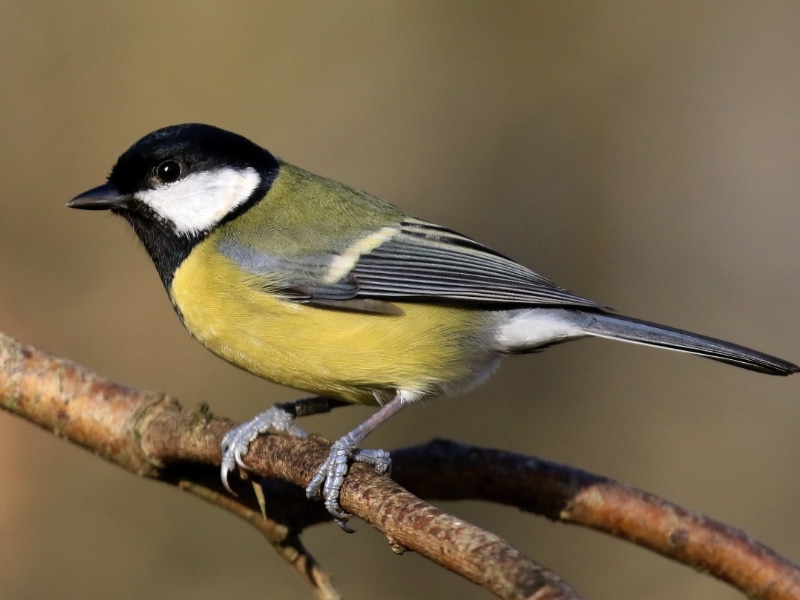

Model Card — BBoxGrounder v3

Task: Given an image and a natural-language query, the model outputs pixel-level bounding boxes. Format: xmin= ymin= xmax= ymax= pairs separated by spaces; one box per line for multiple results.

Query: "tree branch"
xmin=1 ymin=331 xmax=797 ymax=599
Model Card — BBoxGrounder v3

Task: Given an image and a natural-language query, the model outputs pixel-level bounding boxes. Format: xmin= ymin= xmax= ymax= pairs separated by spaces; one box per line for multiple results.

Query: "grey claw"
xmin=220 ymin=463 xmax=236 ymax=495
xmin=334 ymin=517 xmax=355 ymax=533
xmin=306 ymin=440 xmax=392 ymax=531
xmin=219 ymin=406 xmax=308 ymax=494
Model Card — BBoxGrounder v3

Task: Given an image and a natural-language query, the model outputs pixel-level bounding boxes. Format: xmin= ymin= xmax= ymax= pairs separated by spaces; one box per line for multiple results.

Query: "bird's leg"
xmin=220 ymin=396 xmax=349 ymax=493
xmin=284 ymin=396 xmax=351 ymax=418
xmin=306 ymin=392 xmax=415 ymax=532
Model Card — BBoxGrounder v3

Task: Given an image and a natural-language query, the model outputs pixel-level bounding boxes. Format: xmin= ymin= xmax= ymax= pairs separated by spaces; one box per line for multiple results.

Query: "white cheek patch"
xmin=135 ymin=167 xmax=261 ymax=235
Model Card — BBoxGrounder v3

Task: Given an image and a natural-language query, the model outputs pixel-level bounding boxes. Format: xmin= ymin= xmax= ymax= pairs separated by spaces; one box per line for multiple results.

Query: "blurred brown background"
xmin=1 ymin=2 xmax=799 ymax=599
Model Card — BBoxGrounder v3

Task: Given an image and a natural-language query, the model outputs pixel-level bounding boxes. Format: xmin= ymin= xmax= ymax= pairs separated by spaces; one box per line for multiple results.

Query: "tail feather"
xmin=584 ymin=312 xmax=799 ymax=376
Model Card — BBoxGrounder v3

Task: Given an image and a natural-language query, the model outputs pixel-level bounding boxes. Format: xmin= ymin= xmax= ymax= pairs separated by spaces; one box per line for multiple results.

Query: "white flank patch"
xmin=494 ymin=308 xmax=587 ymax=352
xmin=324 ymin=226 xmax=399 ymax=283
xmin=135 ymin=167 xmax=261 ymax=235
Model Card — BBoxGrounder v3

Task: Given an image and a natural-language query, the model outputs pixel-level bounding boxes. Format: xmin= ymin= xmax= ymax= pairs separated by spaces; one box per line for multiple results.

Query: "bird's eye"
xmin=155 ymin=160 xmax=181 ymax=184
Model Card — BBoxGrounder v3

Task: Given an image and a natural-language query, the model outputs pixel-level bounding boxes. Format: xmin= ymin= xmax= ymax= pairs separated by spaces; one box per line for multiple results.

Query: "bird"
xmin=68 ymin=123 xmax=798 ymax=530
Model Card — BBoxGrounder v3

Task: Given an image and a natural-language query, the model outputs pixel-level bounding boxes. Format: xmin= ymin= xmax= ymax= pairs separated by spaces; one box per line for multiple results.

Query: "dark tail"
xmin=584 ymin=312 xmax=799 ymax=376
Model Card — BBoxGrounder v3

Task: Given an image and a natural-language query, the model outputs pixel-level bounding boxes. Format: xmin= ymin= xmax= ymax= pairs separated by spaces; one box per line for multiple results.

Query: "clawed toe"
xmin=219 ymin=405 xmax=308 ymax=493
xmin=306 ymin=440 xmax=393 ymax=531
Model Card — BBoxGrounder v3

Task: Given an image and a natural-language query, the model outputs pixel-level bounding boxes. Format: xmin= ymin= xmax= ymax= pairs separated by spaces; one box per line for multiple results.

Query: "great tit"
xmin=69 ymin=123 xmax=798 ymax=530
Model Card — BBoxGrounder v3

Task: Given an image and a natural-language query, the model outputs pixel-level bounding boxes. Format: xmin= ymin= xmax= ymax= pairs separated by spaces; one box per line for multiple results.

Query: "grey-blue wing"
xmin=219 ymin=218 xmax=604 ymax=310
xmin=348 ymin=219 xmax=604 ymax=308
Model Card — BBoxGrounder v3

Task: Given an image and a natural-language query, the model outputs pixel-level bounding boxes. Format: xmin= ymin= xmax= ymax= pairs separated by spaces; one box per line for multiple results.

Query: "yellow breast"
xmin=169 ymin=238 xmax=497 ymax=405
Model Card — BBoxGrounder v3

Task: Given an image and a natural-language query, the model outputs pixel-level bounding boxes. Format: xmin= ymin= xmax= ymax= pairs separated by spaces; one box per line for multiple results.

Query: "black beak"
xmin=68 ymin=183 xmax=128 ymax=210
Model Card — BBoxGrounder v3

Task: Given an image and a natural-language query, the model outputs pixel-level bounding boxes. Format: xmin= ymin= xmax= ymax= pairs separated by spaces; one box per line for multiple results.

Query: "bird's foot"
xmin=220 ymin=405 xmax=308 ymax=493
xmin=306 ymin=439 xmax=391 ymax=532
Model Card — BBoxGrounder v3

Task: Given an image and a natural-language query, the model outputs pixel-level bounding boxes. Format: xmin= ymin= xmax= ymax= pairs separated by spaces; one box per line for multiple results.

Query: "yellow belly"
xmin=169 ymin=241 xmax=496 ymax=405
